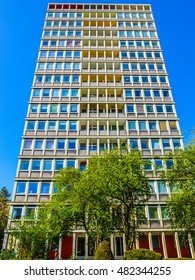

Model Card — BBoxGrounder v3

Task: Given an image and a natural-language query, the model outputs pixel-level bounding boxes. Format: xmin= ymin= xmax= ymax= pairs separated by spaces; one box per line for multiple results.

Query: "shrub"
xmin=0 ymin=250 xmax=16 ymax=260
xmin=124 ymin=249 xmax=162 ymax=260
xmin=94 ymin=240 xmax=114 ymax=260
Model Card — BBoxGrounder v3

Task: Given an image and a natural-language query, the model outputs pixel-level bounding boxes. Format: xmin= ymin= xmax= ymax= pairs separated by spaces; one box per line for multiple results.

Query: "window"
xmin=27 ymin=121 xmax=35 ymax=130
xmin=48 ymin=121 xmax=56 ymax=130
xmin=62 ymin=89 xmax=69 ymax=97
xmin=160 ymin=76 xmax=166 ymax=83
xmin=154 ymin=159 xmax=163 ymax=170
xmin=152 ymin=236 xmax=160 ymax=249
xmin=151 ymin=76 xmax=158 ymax=83
xmin=152 ymin=139 xmax=160 ymax=149
xmin=46 ymin=139 xmax=54 ymax=149
xmin=40 ymin=105 xmax=48 ymax=113
xmin=43 ymin=160 xmax=52 ymax=171
xmin=68 ymin=139 xmax=76 ymax=149
xmin=43 ymin=89 xmax=50 ymax=97
xmin=172 ymin=139 xmax=181 ymax=149
xmin=57 ymin=139 xmax=65 ymax=149
xmin=125 ymin=89 xmax=132 ymax=97
xmin=148 ymin=181 xmax=155 ymax=193
xmin=166 ymin=159 xmax=173 ymax=169
xmin=144 ymin=90 xmax=151 ymax=97
xmin=169 ymin=121 xmax=177 ymax=130
xmin=12 ymin=207 xmax=23 ymax=219
xmin=162 ymin=139 xmax=170 ymax=149
xmin=60 ymin=105 xmax=68 ymax=113
xmin=121 ymin=51 xmax=128 ymax=58
xmin=148 ymin=63 xmax=155 ymax=69
xmin=132 ymin=63 xmax=138 ymax=70
xmin=25 ymin=207 xmax=35 ymax=219
xmin=166 ymin=105 xmax=173 ymax=113
xmin=35 ymin=140 xmax=43 ymax=149
xmin=123 ymin=63 xmax=129 ymax=70
xmin=130 ymin=139 xmax=138 ymax=149
xmin=153 ymin=90 xmax=160 ymax=97
xmin=70 ymin=104 xmax=78 ymax=113
xmin=55 ymin=160 xmax=64 ymax=170
xmin=161 ymin=206 xmax=168 ymax=220
xmin=158 ymin=181 xmax=167 ymax=193
xmin=32 ymin=89 xmax=40 ymax=97
xmin=35 ymin=75 xmax=43 ymax=83
xmin=32 ymin=160 xmax=41 ymax=171
xmin=141 ymin=139 xmax=149 ymax=149
xmin=135 ymin=90 xmax=141 ymax=97
xmin=139 ymin=121 xmax=146 ymax=130
xmin=126 ymin=105 xmax=134 ymax=113
xmin=67 ymin=160 xmax=75 ymax=168
xmin=63 ymin=76 xmax=70 ymax=83
xmin=71 ymin=89 xmax=79 ymax=97
xmin=149 ymin=206 xmax=158 ymax=219
xmin=146 ymin=105 xmax=154 ymax=113
xmin=40 ymin=182 xmax=50 ymax=194
xmin=149 ymin=121 xmax=156 ymax=130
xmin=156 ymin=105 xmax=163 ymax=113
xmin=142 ymin=76 xmax=149 ymax=83
xmin=20 ymin=160 xmax=29 ymax=170
xmin=59 ymin=121 xmax=66 ymax=130
xmin=128 ymin=121 xmax=136 ymax=130
xmin=89 ymin=143 xmax=97 ymax=151
xmin=45 ymin=75 xmax=52 ymax=83
xmin=52 ymin=89 xmax=60 ymax=97
xmin=162 ymin=90 xmax=170 ymax=97
xmin=50 ymin=105 xmax=57 ymax=113
xmin=23 ymin=139 xmax=32 ymax=149
xmin=54 ymin=76 xmax=61 ymax=83
xmin=16 ymin=182 xmax=26 ymax=194
xmin=130 ymin=52 xmax=136 ymax=58
xmin=28 ymin=182 xmax=38 ymax=194
xmin=69 ymin=121 xmax=77 ymax=130
xmin=133 ymin=76 xmax=140 ymax=83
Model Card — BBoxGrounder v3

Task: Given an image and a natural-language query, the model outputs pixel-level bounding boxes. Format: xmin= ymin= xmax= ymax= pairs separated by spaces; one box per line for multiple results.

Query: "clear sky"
xmin=0 ymin=0 xmax=195 ymax=195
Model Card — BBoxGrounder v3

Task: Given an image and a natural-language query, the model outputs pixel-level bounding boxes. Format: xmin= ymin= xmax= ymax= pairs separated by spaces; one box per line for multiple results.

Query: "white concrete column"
xmin=110 ymin=234 xmax=114 ymax=256
xmin=148 ymin=232 xmax=153 ymax=250
xmin=58 ymin=238 xmax=62 ymax=260
xmin=135 ymin=237 xmax=139 ymax=249
xmin=174 ymin=232 xmax=181 ymax=258
xmin=85 ymin=233 xmax=88 ymax=258
xmin=123 ymin=233 xmax=126 ymax=253
xmin=72 ymin=233 xmax=76 ymax=259
xmin=161 ymin=232 xmax=168 ymax=259
xmin=188 ymin=233 xmax=195 ymax=259
xmin=2 ymin=232 xmax=8 ymax=250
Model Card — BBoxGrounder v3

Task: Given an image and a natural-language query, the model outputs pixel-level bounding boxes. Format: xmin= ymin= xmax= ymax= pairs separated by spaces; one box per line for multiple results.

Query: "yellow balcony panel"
xmin=90 ymin=50 xmax=96 ymax=58
xmin=106 ymin=50 xmax=112 ymax=57
xmin=83 ymin=40 xmax=89 ymax=47
xmin=111 ymin=12 xmax=116 ymax=18
xmin=82 ymin=50 xmax=89 ymax=57
xmin=104 ymin=21 xmax=110 ymax=27
xmin=113 ymin=50 xmax=119 ymax=58
xmin=90 ymin=75 xmax=97 ymax=82
xmin=98 ymin=50 xmax=104 ymax=57
xmin=84 ymin=21 xmax=89 ymax=27
xmin=91 ymin=12 xmax=96 ymax=18
xmin=107 ymin=75 xmax=114 ymax=82
xmin=84 ymin=12 xmax=89 ymax=18
xmin=98 ymin=21 xmax=103 ymax=27
xmin=97 ymin=12 xmax=103 ymax=18
xmin=91 ymin=21 xmax=96 ymax=27
xmin=82 ymin=75 xmax=88 ymax=82
xmin=111 ymin=21 xmax=117 ymax=27
xmin=90 ymin=40 xmax=96 ymax=47
xmin=99 ymin=75 xmax=105 ymax=82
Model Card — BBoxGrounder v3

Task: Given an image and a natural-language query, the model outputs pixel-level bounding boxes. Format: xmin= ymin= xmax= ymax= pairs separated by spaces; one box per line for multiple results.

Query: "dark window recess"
xmin=91 ymin=5 xmax=96 ymax=9
xmin=84 ymin=5 xmax=89 ymax=9
xmin=97 ymin=5 xmax=102 ymax=9
xmin=49 ymin=4 xmax=55 ymax=9
xmin=63 ymin=5 xmax=69 ymax=9
xmin=104 ymin=5 xmax=109 ymax=9
xmin=77 ymin=237 xmax=85 ymax=256
xmin=70 ymin=5 xmax=76 ymax=9
xmin=56 ymin=4 xmax=62 ymax=9
xmin=77 ymin=5 xmax=83 ymax=9
xmin=152 ymin=236 xmax=160 ymax=249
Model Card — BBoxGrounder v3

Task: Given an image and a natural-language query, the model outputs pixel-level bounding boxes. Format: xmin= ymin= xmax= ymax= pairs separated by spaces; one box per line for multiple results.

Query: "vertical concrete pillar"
xmin=174 ymin=232 xmax=181 ymax=258
xmin=148 ymin=232 xmax=153 ymax=250
xmin=85 ymin=233 xmax=88 ymax=259
xmin=188 ymin=234 xmax=195 ymax=259
xmin=161 ymin=232 xmax=168 ymax=259
xmin=58 ymin=238 xmax=62 ymax=260
xmin=72 ymin=233 xmax=76 ymax=259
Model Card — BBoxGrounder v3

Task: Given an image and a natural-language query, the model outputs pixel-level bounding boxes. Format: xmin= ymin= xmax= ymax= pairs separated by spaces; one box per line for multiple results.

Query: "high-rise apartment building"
xmin=4 ymin=3 xmax=195 ymax=259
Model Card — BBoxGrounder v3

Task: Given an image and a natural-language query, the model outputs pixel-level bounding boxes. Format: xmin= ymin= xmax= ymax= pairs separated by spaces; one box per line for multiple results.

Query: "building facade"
xmin=4 ymin=3 xmax=195 ymax=259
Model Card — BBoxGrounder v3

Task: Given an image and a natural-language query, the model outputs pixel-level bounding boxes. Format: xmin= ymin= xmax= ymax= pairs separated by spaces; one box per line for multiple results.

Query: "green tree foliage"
xmin=124 ymin=249 xmax=162 ymax=260
xmin=80 ymin=148 xmax=151 ymax=250
xmin=94 ymin=240 xmax=114 ymax=260
xmin=161 ymin=141 xmax=195 ymax=244
xmin=0 ymin=187 xmax=10 ymax=249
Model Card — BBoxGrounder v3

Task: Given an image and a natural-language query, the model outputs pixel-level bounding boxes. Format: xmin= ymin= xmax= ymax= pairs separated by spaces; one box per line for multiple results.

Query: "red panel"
xmin=49 ymin=4 xmax=55 ymax=9
xmin=104 ymin=5 xmax=109 ymax=9
xmin=61 ymin=236 xmax=73 ymax=259
xmin=181 ymin=244 xmax=191 ymax=258
xmin=70 ymin=5 xmax=76 ymax=9
xmin=165 ymin=235 xmax=177 ymax=258
xmin=56 ymin=4 xmax=62 ymax=9
xmin=77 ymin=5 xmax=83 ymax=9
xmin=139 ymin=235 xmax=149 ymax=249
xmin=63 ymin=5 xmax=69 ymax=9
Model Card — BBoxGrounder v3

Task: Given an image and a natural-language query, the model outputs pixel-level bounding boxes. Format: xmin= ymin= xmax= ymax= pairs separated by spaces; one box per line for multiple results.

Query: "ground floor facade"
xmin=49 ymin=231 xmax=195 ymax=259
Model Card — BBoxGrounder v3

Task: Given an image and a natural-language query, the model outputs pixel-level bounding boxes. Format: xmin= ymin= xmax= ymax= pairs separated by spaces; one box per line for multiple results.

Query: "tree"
xmin=81 ymin=148 xmax=151 ymax=250
xmin=161 ymin=141 xmax=195 ymax=244
xmin=0 ymin=187 xmax=10 ymax=249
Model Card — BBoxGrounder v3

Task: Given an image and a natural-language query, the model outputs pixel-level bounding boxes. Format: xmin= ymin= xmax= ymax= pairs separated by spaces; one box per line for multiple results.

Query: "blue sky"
xmin=0 ymin=0 xmax=195 ymax=195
